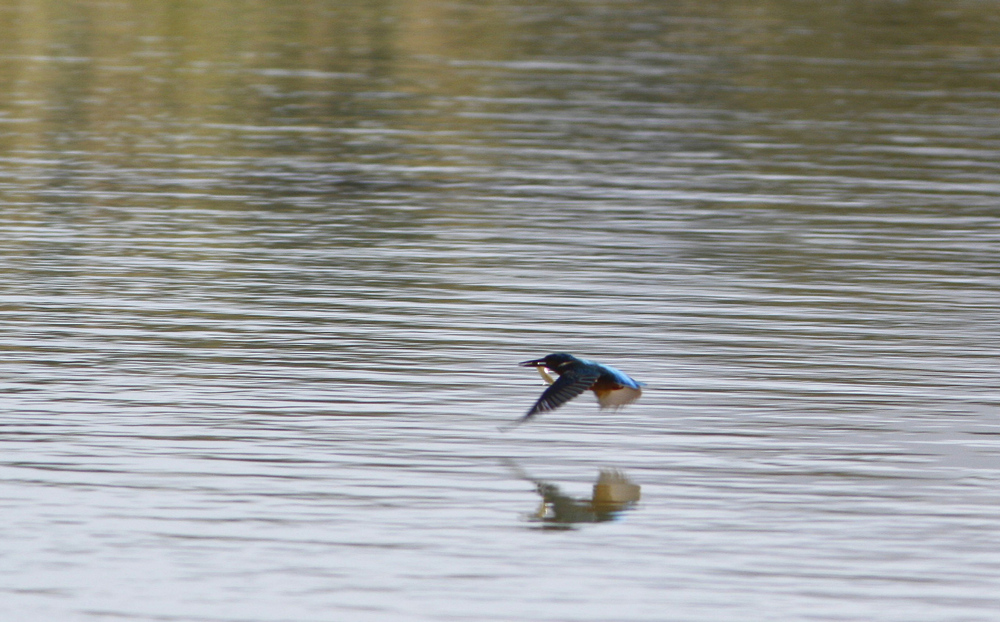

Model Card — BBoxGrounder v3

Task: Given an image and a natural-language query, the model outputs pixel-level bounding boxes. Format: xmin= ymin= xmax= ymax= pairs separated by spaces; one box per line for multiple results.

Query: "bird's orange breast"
xmin=591 ymin=376 xmax=624 ymax=393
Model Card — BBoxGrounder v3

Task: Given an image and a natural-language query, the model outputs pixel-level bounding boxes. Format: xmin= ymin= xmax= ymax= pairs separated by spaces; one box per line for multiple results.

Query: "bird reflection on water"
xmin=504 ymin=460 xmax=641 ymax=529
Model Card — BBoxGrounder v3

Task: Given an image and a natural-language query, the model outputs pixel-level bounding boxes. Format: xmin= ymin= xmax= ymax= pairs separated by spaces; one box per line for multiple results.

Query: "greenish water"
xmin=2 ymin=1 xmax=1000 ymax=620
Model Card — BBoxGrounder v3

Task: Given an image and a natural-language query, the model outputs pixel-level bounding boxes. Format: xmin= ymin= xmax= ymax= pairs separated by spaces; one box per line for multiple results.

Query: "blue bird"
xmin=507 ymin=353 xmax=644 ymax=428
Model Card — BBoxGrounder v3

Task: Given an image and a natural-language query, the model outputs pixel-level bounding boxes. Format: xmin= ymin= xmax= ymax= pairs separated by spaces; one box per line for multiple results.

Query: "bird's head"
xmin=519 ymin=353 xmax=578 ymax=370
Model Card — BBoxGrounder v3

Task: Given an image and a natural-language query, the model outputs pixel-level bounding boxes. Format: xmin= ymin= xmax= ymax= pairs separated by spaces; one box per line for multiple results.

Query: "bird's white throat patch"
xmin=535 ymin=366 xmax=557 ymax=386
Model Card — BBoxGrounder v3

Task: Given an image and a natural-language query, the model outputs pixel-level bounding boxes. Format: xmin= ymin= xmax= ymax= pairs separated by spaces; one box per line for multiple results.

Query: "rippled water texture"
xmin=2 ymin=1 xmax=1000 ymax=620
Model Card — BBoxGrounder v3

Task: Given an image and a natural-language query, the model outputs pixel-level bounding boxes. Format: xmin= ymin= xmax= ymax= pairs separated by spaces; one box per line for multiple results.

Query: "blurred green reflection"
xmin=2 ymin=0 xmax=999 ymax=161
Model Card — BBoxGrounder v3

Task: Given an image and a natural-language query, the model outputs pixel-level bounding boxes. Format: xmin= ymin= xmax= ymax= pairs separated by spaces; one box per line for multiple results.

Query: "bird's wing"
xmin=522 ymin=367 xmax=601 ymax=420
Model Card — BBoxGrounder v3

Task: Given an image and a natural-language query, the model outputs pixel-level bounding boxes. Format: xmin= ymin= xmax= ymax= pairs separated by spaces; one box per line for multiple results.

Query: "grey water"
xmin=2 ymin=1 xmax=1000 ymax=620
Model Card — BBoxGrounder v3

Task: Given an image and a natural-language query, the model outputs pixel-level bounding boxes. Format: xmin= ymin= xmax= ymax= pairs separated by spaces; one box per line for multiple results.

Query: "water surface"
xmin=2 ymin=1 xmax=1000 ymax=620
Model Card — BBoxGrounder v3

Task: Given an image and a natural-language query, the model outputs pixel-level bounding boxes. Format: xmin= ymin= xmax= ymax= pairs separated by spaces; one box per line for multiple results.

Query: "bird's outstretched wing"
xmin=517 ymin=366 xmax=601 ymax=424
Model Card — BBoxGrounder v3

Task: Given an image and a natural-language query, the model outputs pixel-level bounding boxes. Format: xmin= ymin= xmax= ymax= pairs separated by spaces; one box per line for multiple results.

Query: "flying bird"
xmin=506 ymin=353 xmax=643 ymax=428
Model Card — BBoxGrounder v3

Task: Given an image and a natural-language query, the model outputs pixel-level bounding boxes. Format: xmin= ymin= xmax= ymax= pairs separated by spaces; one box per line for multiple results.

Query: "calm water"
xmin=2 ymin=0 xmax=1000 ymax=620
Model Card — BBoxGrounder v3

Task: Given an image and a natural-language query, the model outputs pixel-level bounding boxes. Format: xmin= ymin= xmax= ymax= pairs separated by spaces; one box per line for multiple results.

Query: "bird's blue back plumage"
xmin=589 ymin=360 xmax=644 ymax=389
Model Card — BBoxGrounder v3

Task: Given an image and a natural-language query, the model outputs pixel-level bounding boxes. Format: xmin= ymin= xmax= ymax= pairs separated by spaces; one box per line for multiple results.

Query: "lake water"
xmin=2 ymin=1 xmax=1000 ymax=620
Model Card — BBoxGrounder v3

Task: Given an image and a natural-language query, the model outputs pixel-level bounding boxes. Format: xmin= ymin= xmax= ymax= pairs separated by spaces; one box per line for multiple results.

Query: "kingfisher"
xmin=507 ymin=353 xmax=644 ymax=428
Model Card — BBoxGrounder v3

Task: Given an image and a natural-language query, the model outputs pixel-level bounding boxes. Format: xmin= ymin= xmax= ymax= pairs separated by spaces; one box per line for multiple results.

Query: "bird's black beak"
xmin=519 ymin=358 xmax=546 ymax=367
